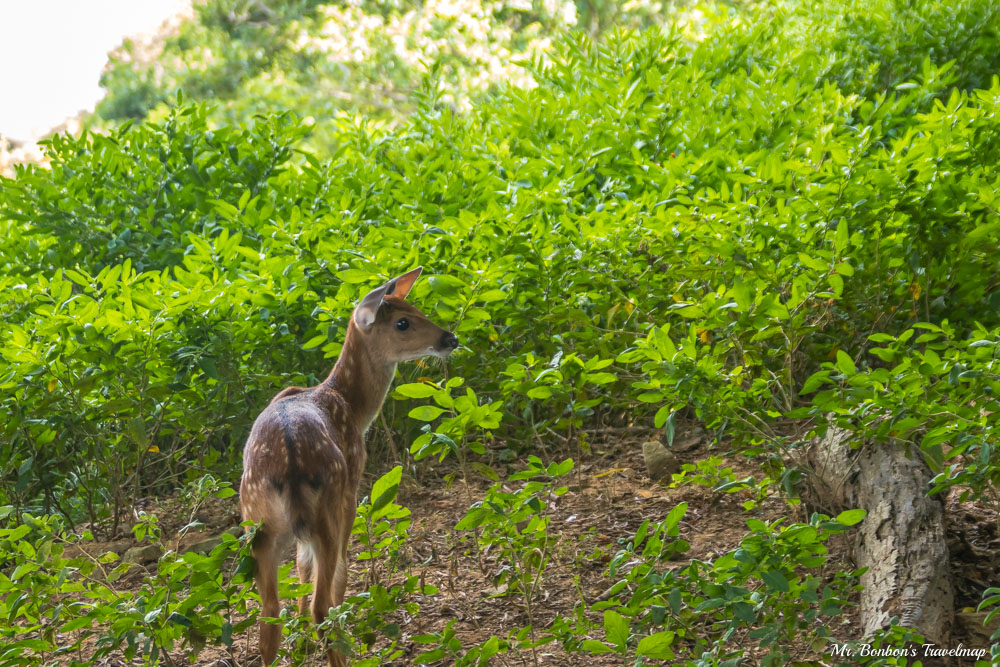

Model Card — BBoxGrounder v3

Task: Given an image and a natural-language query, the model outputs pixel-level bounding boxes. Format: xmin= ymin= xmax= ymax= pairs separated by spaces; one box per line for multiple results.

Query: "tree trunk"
xmin=799 ymin=426 xmax=953 ymax=644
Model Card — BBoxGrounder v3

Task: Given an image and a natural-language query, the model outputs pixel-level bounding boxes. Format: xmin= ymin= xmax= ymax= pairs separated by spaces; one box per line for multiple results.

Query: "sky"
xmin=0 ymin=0 xmax=188 ymax=142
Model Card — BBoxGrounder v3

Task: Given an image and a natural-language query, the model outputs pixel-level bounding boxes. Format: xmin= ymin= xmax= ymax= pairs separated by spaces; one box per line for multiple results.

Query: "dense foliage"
xmin=3 ymin=0 xmax=1000 ymax=663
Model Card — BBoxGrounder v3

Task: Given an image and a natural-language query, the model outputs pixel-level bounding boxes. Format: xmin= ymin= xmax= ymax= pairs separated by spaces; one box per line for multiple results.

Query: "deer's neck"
xmin=325 ymin=321 xmax=396 ymax=434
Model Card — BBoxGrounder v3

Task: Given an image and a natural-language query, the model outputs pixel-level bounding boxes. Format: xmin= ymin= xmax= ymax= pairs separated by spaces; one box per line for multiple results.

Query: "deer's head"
xmin=352 ymin=267 xmax=459 ymax=363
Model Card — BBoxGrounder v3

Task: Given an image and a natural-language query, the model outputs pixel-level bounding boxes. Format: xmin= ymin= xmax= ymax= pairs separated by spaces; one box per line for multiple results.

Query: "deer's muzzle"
xmin=440 ymin=332 xmax=459 ymax=352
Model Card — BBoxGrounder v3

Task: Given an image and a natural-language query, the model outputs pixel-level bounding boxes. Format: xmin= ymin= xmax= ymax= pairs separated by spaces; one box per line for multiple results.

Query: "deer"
xmin=239 ymin=267 xmax=458 ymax=666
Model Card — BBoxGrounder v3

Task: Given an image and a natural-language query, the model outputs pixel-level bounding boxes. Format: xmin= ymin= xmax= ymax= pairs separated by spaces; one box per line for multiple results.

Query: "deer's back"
xmin=240 ymin=385 xmax=361 ymax=537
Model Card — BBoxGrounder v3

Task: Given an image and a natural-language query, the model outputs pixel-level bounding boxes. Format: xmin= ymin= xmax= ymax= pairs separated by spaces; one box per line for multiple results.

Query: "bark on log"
xmin=799 ymin=426 xmax=953 ymax=644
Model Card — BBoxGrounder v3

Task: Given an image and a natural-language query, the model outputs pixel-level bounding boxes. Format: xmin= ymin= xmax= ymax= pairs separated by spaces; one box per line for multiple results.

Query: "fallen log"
xmin=798 ymin=426 xmax=953 ymax=644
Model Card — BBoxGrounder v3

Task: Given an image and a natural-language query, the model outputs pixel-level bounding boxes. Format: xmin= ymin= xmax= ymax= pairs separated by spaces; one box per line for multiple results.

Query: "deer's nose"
xmin=441 ymin=332 xmax=459 ymax=350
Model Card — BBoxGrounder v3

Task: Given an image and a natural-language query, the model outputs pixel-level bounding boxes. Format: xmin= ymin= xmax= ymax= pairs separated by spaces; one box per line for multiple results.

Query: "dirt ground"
xmin=75 ymin=427 xmax=998 ymax=666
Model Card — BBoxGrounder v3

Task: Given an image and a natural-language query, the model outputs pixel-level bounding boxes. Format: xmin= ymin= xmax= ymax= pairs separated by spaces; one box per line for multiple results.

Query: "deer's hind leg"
xmin=296 ymin=542 xmax=314 ymax=615
xmin=310 ymin=502 xmax=349 ymax=667
xmin=334 ymin=493 xmax=357 ymax=606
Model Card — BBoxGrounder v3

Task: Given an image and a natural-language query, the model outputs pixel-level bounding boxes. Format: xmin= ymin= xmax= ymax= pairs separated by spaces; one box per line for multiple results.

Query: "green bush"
xmin=581 ymin=505 xmax=863 ymax=664
xmin=0 ymin=509 xmax=258 ymax=665
xmin=6 ymin=9 xmax=1000 ymax=520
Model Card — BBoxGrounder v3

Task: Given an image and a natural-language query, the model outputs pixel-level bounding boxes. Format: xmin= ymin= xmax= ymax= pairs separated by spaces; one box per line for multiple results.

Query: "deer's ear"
xmin=386 ymin=267 xmax=422 ymax=300
xmin=354 ymin=268 xmax=423 ymax=330
xmin=354 ymin=283 xmax=390 ymax=330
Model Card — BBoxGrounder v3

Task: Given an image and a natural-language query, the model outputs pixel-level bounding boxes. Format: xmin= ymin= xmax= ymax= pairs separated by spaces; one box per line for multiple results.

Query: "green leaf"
xmin=603 ymin=609 xmax=629 ymax=651
xmin=829 ymin=272 xmax=844 ymax=296
xmin=338 ymin=268 xmax=372 ymax=284
xmin=654 ymin=405 xmax=673 ymax=430
xmin=731 ymin=281 xmax=753 ymax=312
xmin=409 ymin=406 xmax=446 ymax=421
xmin=428 ymin=274 xmax=465 ymax=294
xmin=550 ymin=458 xmax=574 ymax=477
xmin=636 ymin=631 xmax=675 ymax=659
xmin=835 ymin=261 xmax=854 ymax=276
xmin=835 ymin=509 xmax=866 ymax=526
xmin=62 ymin=616 xmax=94 ymax=632
xmin=797 ymin=253 xmax=829 ymax=272
xmin=834 ymin=219 xmax=849 ymax=253
xmin=371 ymin=466 xmax=402 ymax=516
xmin=733 ymin=601 xmax=755 ymax=623
xmin=669 ymin=588 xmax=682 ymax=614
xmin=395 ymin=383 xmax=439 ymax=399
xmin=585 ymin=371 xmax=617 ymax=385
xmin=455 ymin=507 xmax=490 ymax=531
xmin=65 ymin=269 xmax=92 ymax=288
xmin=471 ymin=462 xmax=500 ymax=482
xmin=4 ymin=639 xmax=52 ymax=652
xmin=168 ymin=612 xmax=192 ymax=627
xmin=526 ymin=386 xmax=552 ymax=399
xmin=415 ymin=648 xmax=446 ymax=663
xmin=477 ymin=289 xmax=507 ymax=302
xmin=198 ymin=357 xmax=220 ymax=380
xmin=479 ymin=635 xmax=500 ymax=661
xmin=760 ymin=570 xmax=790 ymax=592
xmin=581 ymin=639 xmax=615 ymax=655
xmin=835 ymin=350 xmax=856 ymax=375
xmin=869 ymin=347 xmax=895 ymax=362
xmin=6 ymin=524 xmax=30 ymax=541
xmin=801 ymin=370 xmax=830 ymax=394
xmin=303 ymin=333 xmax=327 ymax=350
xmin=663 ymin=502 xmax=687 ymax=533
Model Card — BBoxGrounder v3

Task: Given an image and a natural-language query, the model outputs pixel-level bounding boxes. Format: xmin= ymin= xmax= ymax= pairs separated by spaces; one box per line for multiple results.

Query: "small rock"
xmin=123 ymin=544 xmax=162 ymax=564
xmin=673 ymin=433 xmax=704 ymax=453
xmin=642 ymin=440 xmax=678 ymax=481
xmin=672 ymin=422 xmax=707 ymax=453
xmin=183 ymin=535 xmax=224 ymax=555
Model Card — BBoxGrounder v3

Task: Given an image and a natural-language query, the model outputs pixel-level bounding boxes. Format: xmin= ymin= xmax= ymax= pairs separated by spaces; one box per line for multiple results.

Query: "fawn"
xmin=239 ymin=267 xmax=458 ymax=666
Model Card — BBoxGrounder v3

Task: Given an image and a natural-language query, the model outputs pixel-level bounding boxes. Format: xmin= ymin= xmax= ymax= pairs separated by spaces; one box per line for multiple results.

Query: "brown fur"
xmin=240 ymin=269 xmax=457 ymax=666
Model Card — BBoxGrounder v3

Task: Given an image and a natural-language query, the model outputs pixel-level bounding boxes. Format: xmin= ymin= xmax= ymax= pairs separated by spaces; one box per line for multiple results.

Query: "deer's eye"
xmin=396 ymin=318 xmax=410 ymax=331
